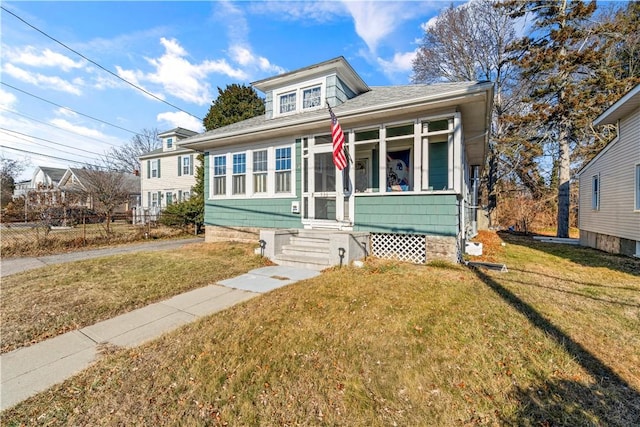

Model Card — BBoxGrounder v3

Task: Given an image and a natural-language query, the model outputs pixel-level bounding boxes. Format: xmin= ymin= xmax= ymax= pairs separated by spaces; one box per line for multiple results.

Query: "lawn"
xmin=1 ymin=242 xmax=269 ymax=353
xmin=2 ymin=232 xmax=639 ymax=425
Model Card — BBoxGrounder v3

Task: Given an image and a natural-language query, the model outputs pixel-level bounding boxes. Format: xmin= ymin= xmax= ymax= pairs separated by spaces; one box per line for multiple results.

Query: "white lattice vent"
xmin=371 ymin=233 xmax=426 ymax=264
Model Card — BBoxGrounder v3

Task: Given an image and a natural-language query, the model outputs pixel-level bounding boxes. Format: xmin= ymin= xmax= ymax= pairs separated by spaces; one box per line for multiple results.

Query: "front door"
xmin=302 ymin=139 xmax=352 ymax=229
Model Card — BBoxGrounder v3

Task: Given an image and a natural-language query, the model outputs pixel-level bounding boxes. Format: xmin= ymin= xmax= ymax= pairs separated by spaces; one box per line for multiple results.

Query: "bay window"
xmin=213 ymin=155 xmax=226 ymax=196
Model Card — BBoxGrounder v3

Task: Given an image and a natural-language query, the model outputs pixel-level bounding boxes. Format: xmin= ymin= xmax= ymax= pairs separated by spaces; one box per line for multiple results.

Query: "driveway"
xmin=0 ymin=237 xmax=204 ymax=277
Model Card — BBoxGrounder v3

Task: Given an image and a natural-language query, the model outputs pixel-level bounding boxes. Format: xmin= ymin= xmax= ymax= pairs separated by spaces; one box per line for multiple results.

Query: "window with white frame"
xmin=151 ymin=192 xmax=159 ymax=207
xmin=592 ymin=174 xmax=600 ymax=210
xmin=183 ymin=191 xmax=190 ymax=200
xmin=150 ymin=159 xmax=159 ymax=178
xmin=182 ymin=156 xmax=191 ymax=175
xmin=302 ymin=86 xmax=321 ymax=109
xmin=253 ymin=150 xmax=268 ymax=193
xmin=275 ymin=147 xmax=291 ymax=193
xmin=166 ymin=192 xmax=173 ymax=205
xmin=232 ymin=153 xmax=246 ymax=195
xmin=213 ymin=155 xmax=227 ymax=196
xmin=210 ymin=145 xmax=294 ymax=198
xmin=279 ymin=92 xmax=296 ymax=114
xmin=275 ymin=81 xmax=324 ymax=116
xmin=166 ymin=138 xmax=173 ymax=149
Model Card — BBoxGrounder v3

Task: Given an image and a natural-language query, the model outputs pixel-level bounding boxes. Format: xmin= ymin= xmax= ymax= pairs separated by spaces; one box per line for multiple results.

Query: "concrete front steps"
xmin=259 ymin=229 xmax=371 ymax=271
xmin=274 ymin=230 xmax=332 ymax=270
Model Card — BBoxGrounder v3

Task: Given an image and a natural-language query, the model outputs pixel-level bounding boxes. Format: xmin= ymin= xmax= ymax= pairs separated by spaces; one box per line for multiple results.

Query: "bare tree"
xmin=70 ymin=168 xmax=139 ymax=232
xmin=412 ymin=0 xmax=522 ymax=226
xmin=103 ymin=128 xmax=161 ymax=173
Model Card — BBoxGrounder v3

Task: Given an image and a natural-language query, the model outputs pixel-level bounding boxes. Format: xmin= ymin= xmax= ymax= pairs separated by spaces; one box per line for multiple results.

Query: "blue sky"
xmin=1 ymin=1 xmax=454 ymax=180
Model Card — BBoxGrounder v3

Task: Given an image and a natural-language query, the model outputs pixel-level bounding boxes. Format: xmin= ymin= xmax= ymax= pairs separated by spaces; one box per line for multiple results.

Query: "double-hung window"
xmin=592 ymin=174 xmax=600 ymax=210
xmin=253 ymin=150 xmax=268 ymax=193
xmin=183 ymin=156 xmax=191 ymax=175
xmin=279 ymin=92 xmax=296 ymax=114
xmin=232 ymin=153 xmax=246 ymax=195
xmin=275 ymin=147 xmax=292 ymax=193
xmin=302 ymin=86 xmax=321 ymax=109
xmin=213 ymin=155 xmax=227 ymax=196
xmin=150 ymin=159 xmax=160 ymax=178
xmin=166 ymin=138 xmax=173 ymax=149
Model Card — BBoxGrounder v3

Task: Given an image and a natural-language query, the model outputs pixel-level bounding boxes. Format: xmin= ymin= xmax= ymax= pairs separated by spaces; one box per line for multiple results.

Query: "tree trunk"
xmin=556 ymin=129 xmax=571 ymax=238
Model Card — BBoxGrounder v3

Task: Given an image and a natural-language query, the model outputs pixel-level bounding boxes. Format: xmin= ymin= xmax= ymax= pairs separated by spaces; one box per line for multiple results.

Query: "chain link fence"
xmin=1 ymin=211 xmax=198 ymax=258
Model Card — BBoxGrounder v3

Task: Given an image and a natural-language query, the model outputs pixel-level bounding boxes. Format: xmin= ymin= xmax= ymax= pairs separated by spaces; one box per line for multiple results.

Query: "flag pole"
xmin=326 ymin=100 xmax=352 ymax=165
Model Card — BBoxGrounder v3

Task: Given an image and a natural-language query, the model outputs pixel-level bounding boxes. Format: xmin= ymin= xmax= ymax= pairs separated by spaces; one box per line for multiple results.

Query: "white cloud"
xmin=0 ymin=89 xmax=18 ymax=109
xmin=117 ymin=37 xmax=248 ymax=106
xmin=229 ymin=45 xmax=285 ymax=74
xmin=377 ymin=50 xmax=418 ymax=76
xmin=157 ymin=111 xmax=204 ymax=133
xmin=342 ymin=1 xmax=419 ymax=53
xmin=49 ymin=118 xmax=110 ymax=139
xmin=247 ymin=1 xmax=343 ymax=22
xmin=2 ymin=63 xmax=83 ymax=95
xmin=6 ymin=46 xmax=85 ymax=71
xmin=54 ymin=108 xmax=78 ymax=118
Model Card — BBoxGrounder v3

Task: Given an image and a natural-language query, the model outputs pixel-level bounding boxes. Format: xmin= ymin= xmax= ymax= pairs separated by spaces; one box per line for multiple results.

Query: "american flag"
xmin=328 ymin=104 xmax=347 ymax=170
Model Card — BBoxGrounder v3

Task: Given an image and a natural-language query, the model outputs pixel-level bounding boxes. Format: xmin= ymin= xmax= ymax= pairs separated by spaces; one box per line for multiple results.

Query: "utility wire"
xmin=1 ymin=131 xmax=101 ymax=162
xmin=0 ymin=106 xmax=120 ymax=148
xmin=0 ymin=128 xmax=109 ymax=160
xmin=0 ymin=144 xmax=95 ymax=165
xmin=2 ymin=6 xmax=203 ymax=122
xmin=1 ymin=82 xmax=139 ymax=135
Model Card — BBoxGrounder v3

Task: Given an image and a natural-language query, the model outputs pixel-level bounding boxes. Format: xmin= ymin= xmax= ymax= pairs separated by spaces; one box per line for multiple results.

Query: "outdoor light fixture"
xmin=338 ymin=247 xmax=346 ymax=267
xmin=259 ymin=239 xmax=266 ymax=257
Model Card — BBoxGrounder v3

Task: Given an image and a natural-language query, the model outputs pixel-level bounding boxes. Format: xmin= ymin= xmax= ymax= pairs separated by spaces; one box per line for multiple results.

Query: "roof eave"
xmin=181 ymin=82 xmax=494 ymax=152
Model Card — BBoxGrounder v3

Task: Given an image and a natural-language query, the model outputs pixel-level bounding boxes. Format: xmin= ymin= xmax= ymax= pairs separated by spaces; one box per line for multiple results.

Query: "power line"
xmin=1 ymin=82 xmax=140 ymax=135
xmin=0 ymin=106 xmax=121 ymax=148
xmin=1 ymin=6 xmax=204 ymax=122
xmin=0 ymin=144 xmax=95 ymax=165
xmin=0 ymin=128 xmax=105 ymax=161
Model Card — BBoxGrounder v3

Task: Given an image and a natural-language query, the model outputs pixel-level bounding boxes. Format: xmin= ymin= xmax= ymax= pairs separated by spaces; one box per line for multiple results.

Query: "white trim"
xmin=208 ymin=142 xmax=296 ymax=200
xmin=273 ymin=77 xmax=325 ymax=118
xmin=635 ymin=163 xmax=640 ymax=212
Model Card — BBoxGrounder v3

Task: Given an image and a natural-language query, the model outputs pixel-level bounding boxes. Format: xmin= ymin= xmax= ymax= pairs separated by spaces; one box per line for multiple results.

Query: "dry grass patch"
xmin=1 ymin=242 xmax=268 ymax=353
xmin=3 ymin=233 xmax=640 ymax=425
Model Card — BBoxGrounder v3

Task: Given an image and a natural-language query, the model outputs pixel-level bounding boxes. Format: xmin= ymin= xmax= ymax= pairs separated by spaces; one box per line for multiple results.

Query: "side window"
xmin=232 ymin=153 xmax=246 ymax=195
xmin=592 ymin=174 xmax=600 ymax=210
xmin=213 ymin=156 xmax=226 ymax=196
xmin=275 ymin=147 xmax=292 ymax=193
xmin=253 ymin=150 xmax=268 ymax=193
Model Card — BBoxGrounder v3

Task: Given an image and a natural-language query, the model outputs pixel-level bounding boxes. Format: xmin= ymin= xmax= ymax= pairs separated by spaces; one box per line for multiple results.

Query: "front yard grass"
xmin=2 ymin=232 xmax=639 ymax=425
xmin=0 ymin=242 xmax=269 ymax=353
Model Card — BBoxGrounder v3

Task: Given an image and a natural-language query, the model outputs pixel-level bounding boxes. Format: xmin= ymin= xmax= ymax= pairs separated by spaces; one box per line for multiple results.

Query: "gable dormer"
xmin=252 ymin=56 xmax=370 ymax=119
xmin=158 ymin=127 xmax=198 ymax=152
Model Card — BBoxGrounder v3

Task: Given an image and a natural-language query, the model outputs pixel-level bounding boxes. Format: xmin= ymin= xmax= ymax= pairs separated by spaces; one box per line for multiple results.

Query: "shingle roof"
xmin=39 ymin=167 xmax=67 ymax=182
xmin=180 ymin=81 xmax=487 ymax=144
xmin=138 ymin=146 xmax=195 ymax=159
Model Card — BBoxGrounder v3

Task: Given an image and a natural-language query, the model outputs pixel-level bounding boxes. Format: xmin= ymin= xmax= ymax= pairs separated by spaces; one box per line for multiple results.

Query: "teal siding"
xmin=353 ymin=194 xmax=459 ymax=236
xmin=429 ymin=142 xmax=448 ymax=190
xmin=205 ymin=198 xmax=302 ymax=228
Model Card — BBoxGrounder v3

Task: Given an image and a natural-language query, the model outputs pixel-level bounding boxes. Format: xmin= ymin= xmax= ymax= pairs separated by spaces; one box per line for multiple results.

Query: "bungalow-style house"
xmin=58 ymin=167 xmax=141 ymax=214
xmin=179 ymin=57 xmax=493 ymax=268
xmin=17 ymin=166 xmax=68 ymax=206
xmin=578 ymin=84 xmax=640 ymax=257
xmin=139 ymin=127 xmax=199 ymax=212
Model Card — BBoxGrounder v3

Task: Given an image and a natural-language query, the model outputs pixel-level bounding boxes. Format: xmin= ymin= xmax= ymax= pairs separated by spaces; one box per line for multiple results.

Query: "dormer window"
xmin=303 ymin=86 xmax=321 ymax=109
xmin=274 ymin=79 xmax=324 ymax=117
xmin=166 ymin=138 xmax=173 ymax=149
xmin=279 ymin=92 xmax=297 ymax=114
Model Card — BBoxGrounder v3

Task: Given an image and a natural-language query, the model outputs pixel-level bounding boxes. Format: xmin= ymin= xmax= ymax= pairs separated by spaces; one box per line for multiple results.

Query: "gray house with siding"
xmin=578 ymin=84 xmax=640 ymax=257
xmin=179 ymin=57 xmax=493 ymax=268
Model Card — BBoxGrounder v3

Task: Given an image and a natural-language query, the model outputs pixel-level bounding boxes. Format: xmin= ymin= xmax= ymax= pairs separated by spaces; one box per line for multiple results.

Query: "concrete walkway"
xmin=1 ymin=237 xmax=205 ymax=278
xmin=1 ymin=253 xmax=319 ymax=410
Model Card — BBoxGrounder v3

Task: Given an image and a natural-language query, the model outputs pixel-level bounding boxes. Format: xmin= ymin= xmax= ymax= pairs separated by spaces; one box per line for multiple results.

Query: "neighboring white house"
xmin=139 ymin=127 xmax=199 ymax=212
xmin=578 ymin=84 xmax=640 ymax=257
xmin=57 ymin=167 xmax=141 ymax=213
xmin=13 ymin=166 xmax=68 ymax=206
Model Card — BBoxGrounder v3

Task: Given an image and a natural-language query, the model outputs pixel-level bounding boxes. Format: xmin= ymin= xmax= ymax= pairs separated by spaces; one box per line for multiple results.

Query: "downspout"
xmin=471 ymin=165 xmax=480 ymax=237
